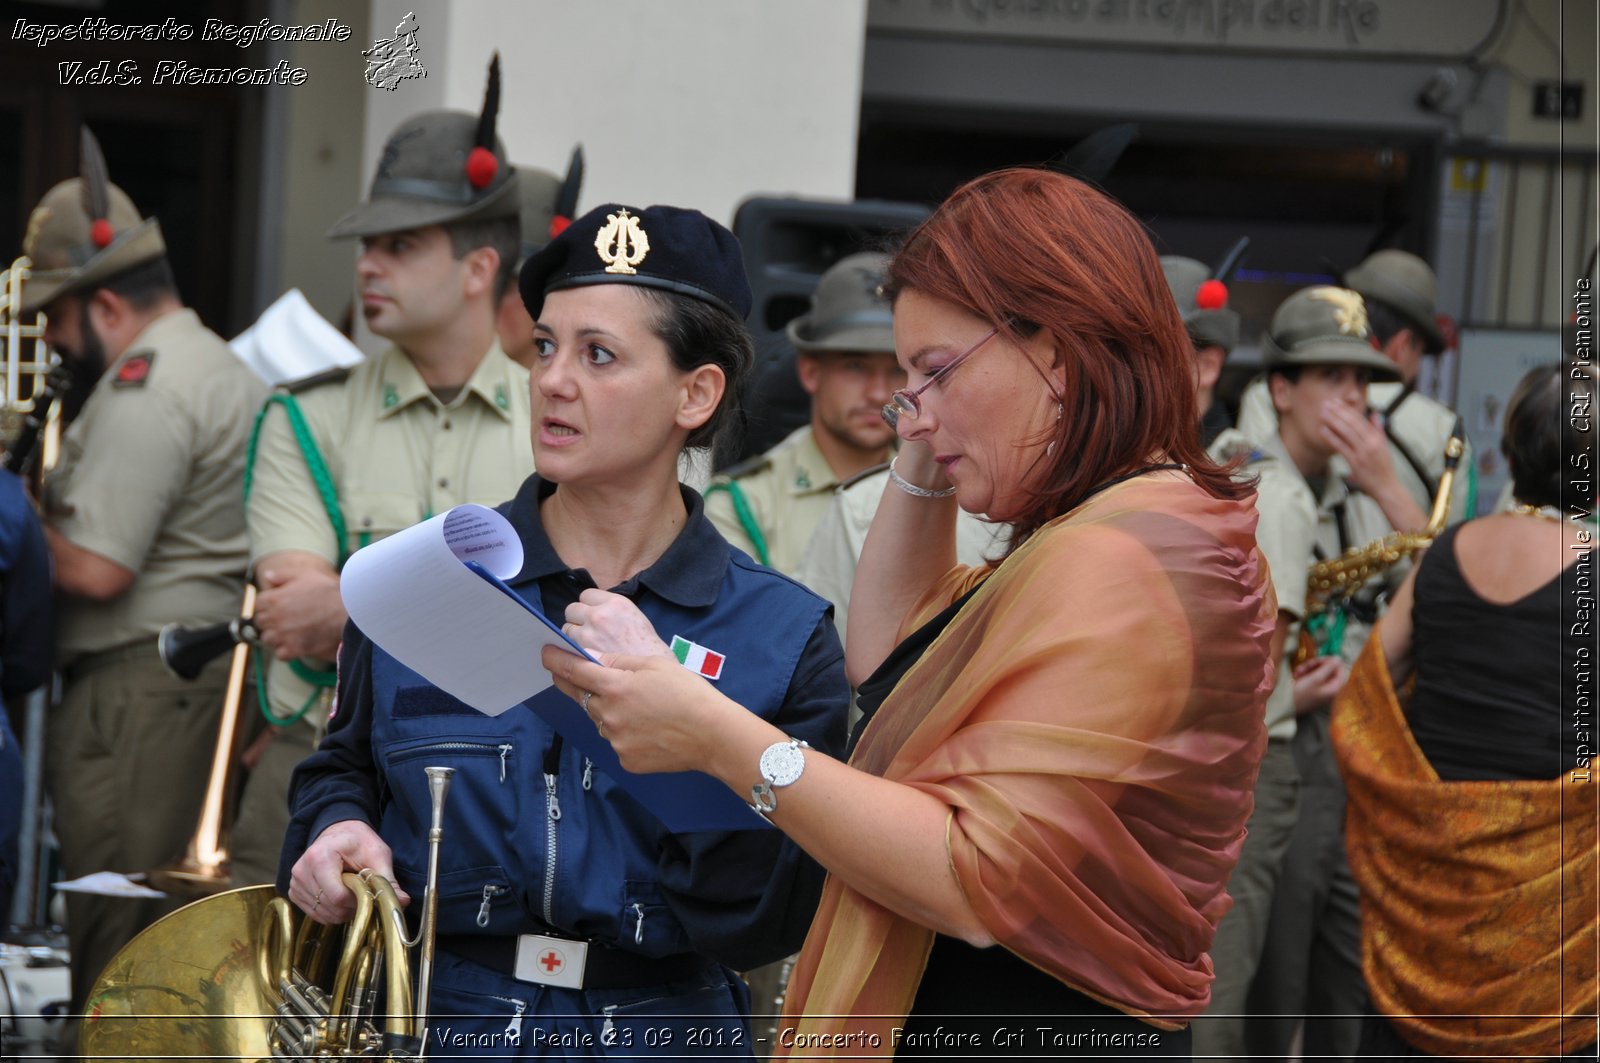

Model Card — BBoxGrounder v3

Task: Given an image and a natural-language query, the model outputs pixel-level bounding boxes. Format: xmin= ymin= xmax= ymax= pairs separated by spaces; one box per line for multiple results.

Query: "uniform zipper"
xmin=476 ymin=883 xmax=508 ymax=928
xmin=600 ymin=1004 xmax=619 ymax=1046
xmin=630 ymin=902 xmax=646 ymax=945
xmin=541 ymin=737 xmax=563 ymax=925
xmin=491 ymin=995 xmax=527 ymax=1041
xmin=394 ymin=739 xmax=514 ymax=784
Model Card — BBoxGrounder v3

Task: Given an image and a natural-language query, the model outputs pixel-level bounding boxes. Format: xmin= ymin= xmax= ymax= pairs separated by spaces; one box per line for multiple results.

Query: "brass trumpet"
xmin=83 ymin=765 xmax=455 ymax=1061
xmin=148 ymin=586 xmax=258 ymax=897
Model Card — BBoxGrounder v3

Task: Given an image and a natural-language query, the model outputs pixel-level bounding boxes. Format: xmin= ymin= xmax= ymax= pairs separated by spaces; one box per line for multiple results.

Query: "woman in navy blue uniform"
xmin=279 ymin=203 xmax=849 ymax=1058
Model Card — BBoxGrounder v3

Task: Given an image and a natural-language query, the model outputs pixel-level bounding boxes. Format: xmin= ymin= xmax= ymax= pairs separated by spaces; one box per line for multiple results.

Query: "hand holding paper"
xmin=338 ymin=505 xmax=767 ymax=831
xmin=339 ymin=504 xmax=592 ymax=716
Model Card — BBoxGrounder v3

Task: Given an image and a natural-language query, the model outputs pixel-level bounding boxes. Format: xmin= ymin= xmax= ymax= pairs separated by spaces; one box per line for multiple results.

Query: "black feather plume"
xmin=1211 ymin=237 xmax=1251 ymax=282
xmin=556 ymin=145 xmax=584 ymax=222
xmin=475 ymin=53 xmax=501 ymax=152
xmin=1048 ymin=124 xmax=1138 ymax=185
xmin=79 ymin=127 xmax=111 ymax=223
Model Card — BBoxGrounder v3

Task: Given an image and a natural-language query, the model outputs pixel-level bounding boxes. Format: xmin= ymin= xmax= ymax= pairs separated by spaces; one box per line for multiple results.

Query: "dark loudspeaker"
xmin=721 ymin=197 xmax=929 ymax=468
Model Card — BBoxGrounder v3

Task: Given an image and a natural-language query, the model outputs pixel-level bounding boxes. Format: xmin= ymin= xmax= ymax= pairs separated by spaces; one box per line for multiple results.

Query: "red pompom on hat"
xmin=90 ymin=218 xmax=115 ymax=249
xmin=1196 ymin=279 xmax=1228 ymax=310
xmin=465 ymin=146 xmax=498 ymax=190
xmin=548 ymin=215 xmax=571 ymax=240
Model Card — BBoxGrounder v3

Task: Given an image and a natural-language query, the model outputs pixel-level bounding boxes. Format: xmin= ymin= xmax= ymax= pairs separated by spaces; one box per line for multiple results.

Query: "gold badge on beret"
xmin=595 ymin=208 xmax=649 ymax=275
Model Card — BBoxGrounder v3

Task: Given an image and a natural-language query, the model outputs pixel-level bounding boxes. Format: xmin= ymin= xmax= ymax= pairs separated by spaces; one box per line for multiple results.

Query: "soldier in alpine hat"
xmin=496 ymin=146 xmax=583 ymax=368
xmin=24 ymin=128 xmax=267 ymax=1031
xmin=232 ymin=55 xmax=535 ymax=885
xmin=1239 ymin=249 xmax=1473 ymax=528
xmin=1161 ymin=254 xmax=1241 ymax=448
xmin=1243 ymin=286 xmax=1417 ymax=1062
xmin=704 ymin=251 xmax=905 ymax=574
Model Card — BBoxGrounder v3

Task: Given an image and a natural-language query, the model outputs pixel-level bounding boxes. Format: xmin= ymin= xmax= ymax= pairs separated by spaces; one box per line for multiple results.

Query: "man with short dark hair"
xmin=23 ymin=129 xmax=267 ymax=1023
xmin=705 ymin=252 xmax=905 ymax=574
xmin=233 ymin=60 xmax=535 ymax=884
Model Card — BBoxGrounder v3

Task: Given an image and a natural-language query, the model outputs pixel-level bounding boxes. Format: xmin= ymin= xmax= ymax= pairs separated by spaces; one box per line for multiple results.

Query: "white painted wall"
xmin=365 ymin=0 xmax=867 ymax=225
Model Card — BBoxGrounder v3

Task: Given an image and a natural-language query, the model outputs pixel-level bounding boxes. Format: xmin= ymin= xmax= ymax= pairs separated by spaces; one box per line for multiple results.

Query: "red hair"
xmin=887 ymin=167 xmax=1248 ymax=551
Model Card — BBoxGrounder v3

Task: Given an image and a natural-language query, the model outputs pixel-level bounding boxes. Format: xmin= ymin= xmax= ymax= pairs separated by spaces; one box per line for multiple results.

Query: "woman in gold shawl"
xmin=545 ymin=167 xmax=1277 ymax=1058
xmin=1334 ymin=362 xmax=1597 ymax=1060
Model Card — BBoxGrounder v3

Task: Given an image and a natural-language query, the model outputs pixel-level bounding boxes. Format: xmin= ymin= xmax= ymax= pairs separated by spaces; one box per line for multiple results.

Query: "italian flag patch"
xmin=671 ymin=635 xmax=724 ymax=681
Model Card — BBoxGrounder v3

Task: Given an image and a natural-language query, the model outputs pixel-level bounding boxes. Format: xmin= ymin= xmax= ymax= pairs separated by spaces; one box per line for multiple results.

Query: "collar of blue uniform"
xmin=501 ymin=474 xmax=728 ymax=608
xmin=376 ymin=343 xmax=517 ymax=420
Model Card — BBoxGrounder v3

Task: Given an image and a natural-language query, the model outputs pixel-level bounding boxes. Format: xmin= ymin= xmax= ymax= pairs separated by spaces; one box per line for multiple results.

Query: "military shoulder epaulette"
xmin=714 ymin=452 xmax=773 ymax=482
xmin=111 ymin=349 xmax=155 ymax=388
xmin=279 ymin=366 xmax=352 ymax=394
xmin=838 ymin=460 xmax=892 ymax=492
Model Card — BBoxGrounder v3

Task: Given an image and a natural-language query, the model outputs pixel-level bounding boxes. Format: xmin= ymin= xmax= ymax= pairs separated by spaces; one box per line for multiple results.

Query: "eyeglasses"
xmin=881 ymin=324 xmax=1002 ymax=429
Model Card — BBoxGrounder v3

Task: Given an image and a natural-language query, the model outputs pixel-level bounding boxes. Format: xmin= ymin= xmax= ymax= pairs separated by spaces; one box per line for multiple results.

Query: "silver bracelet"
xmin=888 ymin=456 xmax=956 ymax=498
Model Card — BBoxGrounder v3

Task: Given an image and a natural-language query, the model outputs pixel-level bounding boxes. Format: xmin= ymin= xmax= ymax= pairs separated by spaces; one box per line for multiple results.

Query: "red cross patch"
xmin=113 ymin=350 xmax=154 ymax=388
xmin=539 ymin=948 xmax=566 ymax=974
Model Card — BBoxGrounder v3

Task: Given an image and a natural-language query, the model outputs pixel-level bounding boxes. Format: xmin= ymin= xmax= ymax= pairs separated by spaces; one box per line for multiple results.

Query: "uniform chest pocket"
xmin=340 ymin=489 xmax=421 ymax=553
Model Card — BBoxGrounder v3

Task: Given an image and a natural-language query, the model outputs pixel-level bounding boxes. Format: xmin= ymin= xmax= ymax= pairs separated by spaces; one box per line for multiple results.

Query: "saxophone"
xmin=1294 ymin=424 xmax=1466 ymax=665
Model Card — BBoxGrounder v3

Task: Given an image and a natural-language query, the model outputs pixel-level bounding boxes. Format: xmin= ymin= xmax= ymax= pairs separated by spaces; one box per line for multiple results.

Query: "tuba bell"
xmin=82 ymin=766 xmax=454 ymax=1062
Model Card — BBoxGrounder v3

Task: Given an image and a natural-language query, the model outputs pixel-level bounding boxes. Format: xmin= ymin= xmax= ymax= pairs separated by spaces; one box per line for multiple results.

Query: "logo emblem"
xmin=538 ymin=948 xmax=566 ymax=975
xmin=595 ymin=209 xmax=650 ymax=275
xmin=1309 ymin=287 xmax=1370 ymax=338
xmin=364 ymin=11 xmax=427 ymax=91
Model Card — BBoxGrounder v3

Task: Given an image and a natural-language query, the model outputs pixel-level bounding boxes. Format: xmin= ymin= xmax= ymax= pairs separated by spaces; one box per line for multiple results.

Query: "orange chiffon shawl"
xmin=777 ymin=477 xmax=1276 ymax=1055
xmin=1332 ymin=632 xmax=1598 ymax=1061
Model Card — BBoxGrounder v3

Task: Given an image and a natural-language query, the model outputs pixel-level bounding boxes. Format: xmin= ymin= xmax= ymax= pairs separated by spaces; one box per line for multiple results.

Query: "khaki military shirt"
xmin=1210 ymin=427 xmax=1318 ymax=740
xmin=1237 ymin=375 xmax=1474 ymax=523
xmin=46 ymin=308 xmax=268 ymax=663
xmin=247 ymin=343 xmax=533 ymax=722
xmin=793 ymin=465 xmax=1004 ymax=646
xmin=704 ymin=426 xmax=860 ymax=575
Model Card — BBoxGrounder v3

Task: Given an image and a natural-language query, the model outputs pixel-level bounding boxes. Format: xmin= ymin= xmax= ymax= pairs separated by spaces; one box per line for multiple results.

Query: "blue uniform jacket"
xmin=1 ymin=469 xmax=53 ymax=921
xmin=280 ymin=476 xmax=849 ymax=972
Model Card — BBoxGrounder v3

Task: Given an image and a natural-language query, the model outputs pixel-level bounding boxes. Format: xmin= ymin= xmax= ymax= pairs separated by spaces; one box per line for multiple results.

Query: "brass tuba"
xmin=82 ymin=766 xmax=454 ymax=1062
xmin=1295 ymin=425 xmax=1466 ymax=664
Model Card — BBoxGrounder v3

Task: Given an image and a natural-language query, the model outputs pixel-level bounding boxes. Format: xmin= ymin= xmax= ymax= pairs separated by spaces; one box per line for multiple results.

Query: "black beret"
xmin=519 ymin=202 xmax=752 ymax=321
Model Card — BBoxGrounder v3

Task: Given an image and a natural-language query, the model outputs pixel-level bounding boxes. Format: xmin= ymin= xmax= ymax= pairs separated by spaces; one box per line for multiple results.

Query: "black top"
xmin=1408 ymin=522 xmax=1593 ymax=782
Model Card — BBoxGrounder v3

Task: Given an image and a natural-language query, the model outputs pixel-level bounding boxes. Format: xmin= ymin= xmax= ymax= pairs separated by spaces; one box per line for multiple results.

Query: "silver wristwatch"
xmin=750 ymin=738 xmax=809 ymax=819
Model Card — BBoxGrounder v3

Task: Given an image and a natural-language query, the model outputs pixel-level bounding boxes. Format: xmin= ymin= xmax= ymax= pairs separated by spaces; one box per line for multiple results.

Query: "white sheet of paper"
xmin=53 ymin=872 xmax=165 ymax=898
xmin=340 ymin=504 xmax=575 ymax=716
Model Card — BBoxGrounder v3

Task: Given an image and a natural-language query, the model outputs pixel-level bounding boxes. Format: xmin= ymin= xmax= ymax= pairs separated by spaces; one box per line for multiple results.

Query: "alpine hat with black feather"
xmin=19 ymin=128 xmax=166 ymax=314
xmin=328 ymin=53 xmax=520 ymax=239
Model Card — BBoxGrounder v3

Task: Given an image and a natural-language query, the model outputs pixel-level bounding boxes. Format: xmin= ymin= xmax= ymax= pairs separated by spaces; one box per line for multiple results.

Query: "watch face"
xmin=759 ymin=741 xmax=806 ymax=788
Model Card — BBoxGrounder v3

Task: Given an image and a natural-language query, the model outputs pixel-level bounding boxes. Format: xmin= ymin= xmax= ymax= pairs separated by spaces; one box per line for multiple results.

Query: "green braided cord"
xmin=1463 ymin=460 xmax=1478 ymax=519
xmin=703 ymin=481 xmax=770 ymax=567
xmin=254 ymin=663 xmax=322 ymax=726
xmin=244 ymin=394 xmax=349 ymax=564
xmin=243 ymin=393 xmax=346 ymax=717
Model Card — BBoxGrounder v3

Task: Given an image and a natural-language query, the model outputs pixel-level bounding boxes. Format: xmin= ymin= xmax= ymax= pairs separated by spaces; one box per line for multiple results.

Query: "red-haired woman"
xmin=545 ymin=167 xmax=1276 ymax=1058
